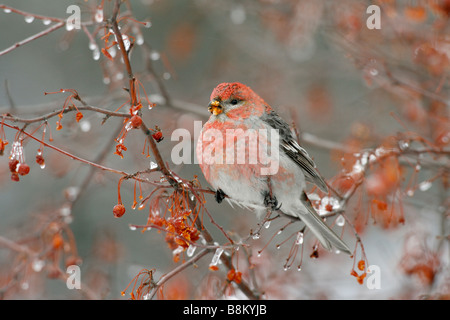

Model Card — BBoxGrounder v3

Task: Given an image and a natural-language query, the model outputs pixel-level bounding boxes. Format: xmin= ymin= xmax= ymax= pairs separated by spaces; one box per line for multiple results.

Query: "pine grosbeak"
xmin=196 ymin=82 xmax=351 ymax=255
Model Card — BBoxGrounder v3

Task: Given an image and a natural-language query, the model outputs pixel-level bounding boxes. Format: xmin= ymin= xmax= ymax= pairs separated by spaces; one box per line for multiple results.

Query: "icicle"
xmin=210 ymin=248 xmax=224 ymax=266
xmin=186 ymin=245 xmax=196 ymax=257
xmin=295 ymin=231 xmax=304 ymax=245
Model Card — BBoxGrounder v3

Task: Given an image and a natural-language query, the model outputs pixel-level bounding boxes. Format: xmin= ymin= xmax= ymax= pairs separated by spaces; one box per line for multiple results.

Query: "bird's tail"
xmin=297 ymin=192 xmax=352 ymax=255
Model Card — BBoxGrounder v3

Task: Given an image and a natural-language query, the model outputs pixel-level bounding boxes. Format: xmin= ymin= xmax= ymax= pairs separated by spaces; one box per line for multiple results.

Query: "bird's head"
xmin=208 ymin=82 xmax=269 ymax=118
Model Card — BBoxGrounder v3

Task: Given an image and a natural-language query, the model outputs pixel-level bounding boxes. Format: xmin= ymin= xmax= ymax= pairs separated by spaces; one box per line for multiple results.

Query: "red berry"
xmin=9 ymin=159 xmax=19 ymax=172
xmin=11 ymin=172 xmax=20 ymax=182
xmin=113 ymin=204 xmax=126 ymax=218
xmin=52 ymin=233 xmax=64 ymax=249
xmin=36 ymin=154 xmax=45 ymax=166
xmin=75 ymin=112 xmax=83 ymax=122
xmin=130 ymin=115 xmax=142 ymax=128
xmin=152 ymin=131 xmax=163 ymax=142
xmin=17 ymin=163 xmax=30 ymax=176
xmin=358 ymin=260 xmax=366 ymax=271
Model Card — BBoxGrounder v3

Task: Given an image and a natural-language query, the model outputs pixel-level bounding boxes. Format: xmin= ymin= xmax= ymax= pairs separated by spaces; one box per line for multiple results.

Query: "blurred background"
xmin=0 ymin=0 xmax=448 ymax=299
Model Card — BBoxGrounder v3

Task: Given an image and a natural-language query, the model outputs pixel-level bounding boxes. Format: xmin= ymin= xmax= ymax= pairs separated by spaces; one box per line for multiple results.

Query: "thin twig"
xmin=0 ymin=21 xmax=66 ymax=56
xmin=147 ymin=248 xmax=211 ymax=299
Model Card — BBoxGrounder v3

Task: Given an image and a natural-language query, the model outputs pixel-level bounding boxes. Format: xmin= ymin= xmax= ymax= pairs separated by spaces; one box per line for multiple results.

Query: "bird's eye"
xmin=230 ymin=99 xmax=239 ymax=105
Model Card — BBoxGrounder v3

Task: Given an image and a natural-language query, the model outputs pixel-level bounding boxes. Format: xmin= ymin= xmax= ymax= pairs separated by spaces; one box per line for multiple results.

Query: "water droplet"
xmin=60 ymin=204 xmax=71 ymax=216
xmin=129 ymin=225 xmax=137 ymax=231
xmin=263 ymin=221 xmax=271 ymax=229
xmin=115 ymin=72 xmax=124 ymax=80
xmin=66 ymin=21 xmax=75 ymax=31
xmin=150 ymin=161 xmax=158 ymax=170
xmin=162 ymin=72 xmax=171 ymax=80
xmin=419 ymin=181 xmax=432 ymax=191
xmin=88 ymin=42 xmax=97 ymax=51
xmin=65 ymin=186 xmax=80 ymax=201
xmin=297 ymin=266 xmax=302 ymax=271
xmin=21 ymin=282 xmax=29 ymax=290
xmin=336 ymin=215 xmax=345 ymax=227
xmin=138 ymin=203 xmax=145 ymax=210
xmin=257 ymin=251 xmax=262 ymax=257
xmin=40 ymin=163 xmax=46 ymax=169
xmin=398 ymin=140 xmax=409 ymax=150
xmin=369 ymin=68 xmax=378 ymax=76
xmin=230 ymin=4 xmax=246 ymax=25
xmin=3 ymin=8 xmax=12 ymax=13
xmin=103 ymin=77 xmax=111 ymax=85
xmin=415 ymin=164 xmax=421 ymax=171
xmin=144 ymin=21 xmax=152 ymax=28
xmin=24 ymin=16 xmax=34 ymax=23
xmin=149 ymin=50 xmax=160 ymax=61
xmin=252 ymin=232 xmax=260 ymax=240
xmin=64 ymin=215 xmax=73 ymax=224
xmin=42 ymin=19 xmax=51 ymax=25
xmin=276 ymin=244 xmax=281 ymax=250
xmin=295 ymin=231 xmax=304 ymax=245
xmin=136 ymin=34 xmax=144 ymax=45
xmin=93 ymin=48 xmax=100 ymax=60
xmin=406 ymin=189 xmax=415 ymax=197
xmin=95 ymin=7 xmax=103 ymax=23
xmin=143 ymin=293 xmax=151 ymax=300
xmin=79 ymin=120 xmax=91 ymax=132
xmin=32 ymin=259 xmax=45 ymax=272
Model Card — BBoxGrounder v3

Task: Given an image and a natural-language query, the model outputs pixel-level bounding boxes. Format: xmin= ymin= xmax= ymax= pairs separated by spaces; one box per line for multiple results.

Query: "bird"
xmin=196 ymin=82 xmax=351 ymax=255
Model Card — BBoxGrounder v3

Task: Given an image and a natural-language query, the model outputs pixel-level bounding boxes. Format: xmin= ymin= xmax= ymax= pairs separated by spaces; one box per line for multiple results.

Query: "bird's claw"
xmin=215 ymin=189 xmax=226 ymax=204
xmin=264 ymin=192 xmax=281 ymax=211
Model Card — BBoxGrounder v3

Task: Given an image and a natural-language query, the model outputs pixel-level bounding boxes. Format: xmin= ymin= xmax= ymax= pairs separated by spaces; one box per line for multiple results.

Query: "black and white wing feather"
xmin=262 ymin=110 xmax=328 ymax=192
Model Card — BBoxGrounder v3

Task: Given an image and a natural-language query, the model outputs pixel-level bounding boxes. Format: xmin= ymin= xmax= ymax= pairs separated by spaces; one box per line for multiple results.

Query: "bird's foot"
xmin=215 ymin=189 xmax=226 ymax=204
xmin=263 ymin=192 xmax=281 ymax=211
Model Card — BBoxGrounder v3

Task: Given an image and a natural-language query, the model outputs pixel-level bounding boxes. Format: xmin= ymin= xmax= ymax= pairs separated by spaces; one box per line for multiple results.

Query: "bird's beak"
xmin=208 ymin=100 xmax=223 ymax=116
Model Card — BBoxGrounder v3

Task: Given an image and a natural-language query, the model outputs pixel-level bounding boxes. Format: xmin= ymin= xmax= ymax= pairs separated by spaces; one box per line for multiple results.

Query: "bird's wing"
xmin=262 ymin=109 xmax=328 ymax=192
